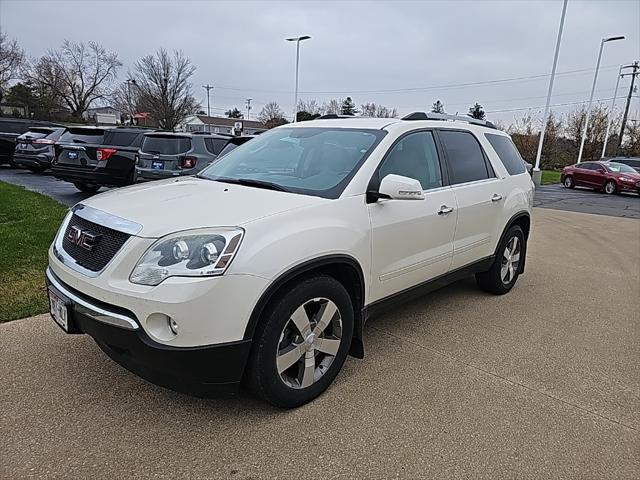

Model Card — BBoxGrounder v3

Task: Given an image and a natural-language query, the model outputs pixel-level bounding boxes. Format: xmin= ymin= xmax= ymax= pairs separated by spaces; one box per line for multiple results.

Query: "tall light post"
xmin=125 ymin=79 xmax=137 ymax=125
xmin=601 ymin=64 xmax=634 ymax=158
xmin=286 ymin=35 xmax=311 ymax=123
xmin=532 ymin=0 xmax=568 ymax=186
xmin=577 ymin=35 xmax=624 ymax=163
xmin=245 ymin=98 xmax=252 ymax=120
xmin=202 ymin=84 xmax=214 ymax=118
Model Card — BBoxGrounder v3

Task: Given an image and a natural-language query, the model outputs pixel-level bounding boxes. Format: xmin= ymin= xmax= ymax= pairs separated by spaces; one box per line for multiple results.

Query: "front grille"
xmin=62 ymin=214 xmax=130 ymax=272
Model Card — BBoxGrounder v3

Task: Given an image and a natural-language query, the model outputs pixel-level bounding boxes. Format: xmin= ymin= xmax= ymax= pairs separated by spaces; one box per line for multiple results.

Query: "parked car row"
xmin=0 ymin=117 xmax=255 ymax=192
xmin=561 ymin=160 xmax=640 ymax=195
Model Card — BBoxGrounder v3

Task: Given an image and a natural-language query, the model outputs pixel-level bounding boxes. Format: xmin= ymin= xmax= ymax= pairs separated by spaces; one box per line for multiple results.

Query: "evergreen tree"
xmin=225 ymin=107 xmax=243 ymax=119
xmin=340 ymin=96 xmax=357 ymax=116
xmin=468 ymin=102 xmax=486 ymax=120
xmin=431 ymin=100 xmax=445 ymax=114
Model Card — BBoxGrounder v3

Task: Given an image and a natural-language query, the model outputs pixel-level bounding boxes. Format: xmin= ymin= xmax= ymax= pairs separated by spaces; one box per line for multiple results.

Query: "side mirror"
xmin=377 ymin=174 xmax=425 ymax=200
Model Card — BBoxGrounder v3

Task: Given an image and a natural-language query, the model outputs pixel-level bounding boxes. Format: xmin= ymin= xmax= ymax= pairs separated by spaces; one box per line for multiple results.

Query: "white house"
xmin=178 ymin=114 xmax=267 ymax=135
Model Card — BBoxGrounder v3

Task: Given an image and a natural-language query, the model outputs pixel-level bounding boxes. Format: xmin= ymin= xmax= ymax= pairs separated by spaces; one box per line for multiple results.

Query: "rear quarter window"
xmin=142 ymin=136 xmax=192 ymax=155
xmin=59 ymin=129 xmax=106 ymax=144
xmin=485 ymin=133 xmax=526 ymax=175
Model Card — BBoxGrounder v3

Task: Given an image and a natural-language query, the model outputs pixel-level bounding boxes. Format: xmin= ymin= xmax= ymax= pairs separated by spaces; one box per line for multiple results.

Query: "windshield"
xmin=199 ymin=127 xmax=385 ymax=198
xmin=142 ymin=135 xmax=191 ymax=155
xmin=59 ymin=129 xmax=106 ymax=144
xmin=606 ymin=162 xmax=637 ymax=173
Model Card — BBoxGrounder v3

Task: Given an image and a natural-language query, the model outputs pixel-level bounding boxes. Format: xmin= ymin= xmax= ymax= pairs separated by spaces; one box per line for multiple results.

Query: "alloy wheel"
xmin=605 ymin=181 xmax=615 ymax=194
xmin=276 ymin=297 xmax=343 ymax=389
xmin=500 ymin=236 xmax=521 ymax=285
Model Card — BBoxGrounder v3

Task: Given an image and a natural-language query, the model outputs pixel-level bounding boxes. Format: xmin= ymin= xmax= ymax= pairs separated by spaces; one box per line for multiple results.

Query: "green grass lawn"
xmin=541 ymin=170 xmax=562 ymax=185
xmin=0 ymin=182 xmax=68 ymax=322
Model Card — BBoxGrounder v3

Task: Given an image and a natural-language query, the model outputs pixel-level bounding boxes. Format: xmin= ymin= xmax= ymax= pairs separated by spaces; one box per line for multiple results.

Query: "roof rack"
xmin=401 ymin=112 xmax=496 ymax=129
xmin=318 ymin=114 xmax=354 ymax=119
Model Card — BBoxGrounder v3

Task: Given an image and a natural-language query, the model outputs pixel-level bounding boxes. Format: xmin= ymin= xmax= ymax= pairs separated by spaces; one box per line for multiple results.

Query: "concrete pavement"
xmin=1 ymin=208 xmax=639 ymax=479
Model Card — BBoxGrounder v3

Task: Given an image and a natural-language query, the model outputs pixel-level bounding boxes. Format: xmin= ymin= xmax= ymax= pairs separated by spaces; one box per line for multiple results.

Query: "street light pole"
xmin=601 ymin=64 xmax=634 ymax=158
xmin=532 ymin=0 xmax=568 ymax=186
xmin=577 ymin=35 xmax=624 ymax=163
xmin=245 ymin=98 xmax=252 ymax=120
xmin=286 ymin=35 xmax=311 ymax=123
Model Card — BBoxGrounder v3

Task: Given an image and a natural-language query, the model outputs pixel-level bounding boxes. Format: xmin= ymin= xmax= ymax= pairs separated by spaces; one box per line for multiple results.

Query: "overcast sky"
xmin=1 ymin=0 xmax=639 ymax=125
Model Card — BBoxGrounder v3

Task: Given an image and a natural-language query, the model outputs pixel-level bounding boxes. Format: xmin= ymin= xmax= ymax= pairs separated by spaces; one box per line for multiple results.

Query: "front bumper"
xmin=46 ymin=267 xmax=253 ymax=395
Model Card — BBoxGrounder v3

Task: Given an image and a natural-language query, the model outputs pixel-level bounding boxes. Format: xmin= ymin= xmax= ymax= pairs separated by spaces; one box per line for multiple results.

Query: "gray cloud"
xmin=1 ymin=0 xmax=639 ymax=124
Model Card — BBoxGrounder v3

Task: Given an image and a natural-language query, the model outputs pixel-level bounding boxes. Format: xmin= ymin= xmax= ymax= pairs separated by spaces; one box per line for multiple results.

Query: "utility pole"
xmin=202 ymin=84 xmax=214 ymax=118
xmin=245 ymin=98 xmax=252 ymax=120
xmin=617 ymin=61 xmax=639 ymax=152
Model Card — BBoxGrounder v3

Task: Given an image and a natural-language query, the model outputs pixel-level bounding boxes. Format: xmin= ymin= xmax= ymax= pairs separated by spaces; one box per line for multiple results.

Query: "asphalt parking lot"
xmin=534 ymin=184 xmax=640 ymax=219
xmin=1 ymin=208 xmax=639 ymax=479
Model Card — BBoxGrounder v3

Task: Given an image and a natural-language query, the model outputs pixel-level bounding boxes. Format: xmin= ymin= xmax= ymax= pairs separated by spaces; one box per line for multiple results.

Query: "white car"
xmin=46 ymin=113 xmax=533 ymax=408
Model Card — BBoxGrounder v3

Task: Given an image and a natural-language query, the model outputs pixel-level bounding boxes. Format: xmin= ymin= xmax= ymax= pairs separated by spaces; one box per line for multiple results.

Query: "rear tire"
xmin=604 ymin=180 xmax=617 ymax=195
xmin=563 ymin=176 xmax=574 ymax=188
xmin=476 ymin=225 xmax=525 ymax=295
xmin=245 ymin=274 xmax=354 ymax=408
xmin=73 ymin=182 xmax=100 ymax=193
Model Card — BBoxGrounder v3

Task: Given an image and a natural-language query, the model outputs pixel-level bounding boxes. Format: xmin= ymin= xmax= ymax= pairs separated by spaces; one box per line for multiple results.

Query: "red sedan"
xmin=561 ymin=161 xmax=640 ymax=195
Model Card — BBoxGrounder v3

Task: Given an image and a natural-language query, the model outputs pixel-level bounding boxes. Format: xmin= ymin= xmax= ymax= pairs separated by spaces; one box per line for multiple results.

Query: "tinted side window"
xmin=579 ymin=163 xmax=593 ymax=170
xmin=378 ymin=131 xmax=442 ymax=190
xmin=103 ymin=131 xmax=142 ymax=147
xmin=485 ymin=133 xmax=526 ymax=175
xmin=204 ymin=137 xmax=228 ymax=155
xmin=439 ymin=130 xmax=491 ymax=184
xmin=141 ymin=136 xmax=192 ymax=155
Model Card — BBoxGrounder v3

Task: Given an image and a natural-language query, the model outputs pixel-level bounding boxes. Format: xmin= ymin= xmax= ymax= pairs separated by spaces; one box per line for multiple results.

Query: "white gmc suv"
xmin=46 ymin=113 xmax=533 ymax=408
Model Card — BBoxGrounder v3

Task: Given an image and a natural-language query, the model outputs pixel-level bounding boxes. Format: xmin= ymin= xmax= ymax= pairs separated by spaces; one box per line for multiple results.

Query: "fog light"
xmin=169 ymin=317 xmax=179 ymax=335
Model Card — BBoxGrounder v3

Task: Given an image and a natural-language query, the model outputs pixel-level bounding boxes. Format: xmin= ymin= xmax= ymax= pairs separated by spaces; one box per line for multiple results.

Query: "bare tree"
xmin=566 ymin=104 xmax=611 ymax=161
xmin=0 ymin=33 xmax=25 ymax=98
xmin=111 ymin=79 xmax=141 ymax=123
xmin=360 ymin=102 xmax=398 ymax=118
xmin=621 ymin=119 xmax=640 ymax=156
xmin=27 ymin=40 xmax=121 ymax=118
xmin=297 ymin=99 xmax=321 ymax=115
xmin=508 ymin=112 xmax=538 ymax=162
xmin=257 ymin=101 xmax=287 ymax=128
xmin=132 ymin=49 xmax=199 ymax=130
xmin=321 ymin=98 xmax=342 ymax=115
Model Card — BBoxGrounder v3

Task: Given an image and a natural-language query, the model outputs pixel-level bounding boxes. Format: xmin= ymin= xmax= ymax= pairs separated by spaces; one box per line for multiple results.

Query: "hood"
xmin=611 ymin=171 xmax=640 ymax=179
xmin=80 ymin=177 xmax=324 ymax=237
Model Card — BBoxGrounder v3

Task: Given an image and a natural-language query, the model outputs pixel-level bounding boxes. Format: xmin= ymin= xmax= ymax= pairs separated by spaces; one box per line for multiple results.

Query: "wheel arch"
xmin=495 ymin=211 xmax=531 ymax=273
xmin=243 ymin=254 xmax=367 ymax=359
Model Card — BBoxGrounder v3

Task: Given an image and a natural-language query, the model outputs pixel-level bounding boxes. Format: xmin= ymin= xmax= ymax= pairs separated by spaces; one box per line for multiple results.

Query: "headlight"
xmin=620 ymin=176 xmax=632 ymax=182
xmin=130 ymin=228 xmax=244 ymax=286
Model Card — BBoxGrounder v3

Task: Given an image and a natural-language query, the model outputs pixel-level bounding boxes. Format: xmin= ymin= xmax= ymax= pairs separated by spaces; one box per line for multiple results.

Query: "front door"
xmin=368 ymin=131 xmax=457 ymax=302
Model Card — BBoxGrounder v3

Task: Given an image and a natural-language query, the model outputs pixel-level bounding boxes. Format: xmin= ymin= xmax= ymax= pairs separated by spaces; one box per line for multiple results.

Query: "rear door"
xmin=438 ymin=129 xmax=503 ymax=270
xmin=56 ymin=128 xmax=107 ymax=167
xmin=573 ymin=162 xmax=593 ymax=186
xmin=139 ymin=135 xmax=192 ymax=171
xmin=368 ymin=130 xmax=457 ymax=302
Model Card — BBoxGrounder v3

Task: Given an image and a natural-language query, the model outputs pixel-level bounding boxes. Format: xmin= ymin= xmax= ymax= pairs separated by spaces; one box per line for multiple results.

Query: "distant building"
xmin=178 ymin=114 xmax=267 ymax=135
xmin=84 ymin=106 xmax=122 ymax=124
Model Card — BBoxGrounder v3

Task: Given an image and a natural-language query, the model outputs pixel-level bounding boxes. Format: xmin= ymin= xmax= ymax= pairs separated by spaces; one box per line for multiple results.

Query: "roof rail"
xmin=401 ymin=112 xmax=496 ymax=129
xmin=318 ymin=114 xmax=354 ymax=119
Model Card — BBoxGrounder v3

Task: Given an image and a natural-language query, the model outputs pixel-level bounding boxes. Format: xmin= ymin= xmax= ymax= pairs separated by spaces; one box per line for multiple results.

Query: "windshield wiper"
xmin=213 ymin=177 xmax=290 ymax=192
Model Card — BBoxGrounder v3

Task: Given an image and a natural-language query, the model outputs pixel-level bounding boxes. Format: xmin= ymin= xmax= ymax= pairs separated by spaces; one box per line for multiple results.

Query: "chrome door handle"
xmin=491 ymin=194 xmax=503 ymax=202
xmin=438 ymin=205 xmax=454 ymax=215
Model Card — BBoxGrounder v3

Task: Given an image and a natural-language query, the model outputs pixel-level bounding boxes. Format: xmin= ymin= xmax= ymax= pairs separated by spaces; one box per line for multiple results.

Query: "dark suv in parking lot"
xmin=0 ymin=118 xmax=61 ymax=165
xmin=13 ymin=127 xmax=66 ymax=172
xmin=52 ymin=127 xmax=150 ymax=193
xmin=136 ymin=132 xmax=230 ymax=181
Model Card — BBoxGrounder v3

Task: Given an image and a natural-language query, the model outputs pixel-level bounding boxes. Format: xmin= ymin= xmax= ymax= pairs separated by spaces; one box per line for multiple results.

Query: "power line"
xmin=212 ymin=65 xmax=619 ymax=96
xmin=485 ymin=96 xmax=639 ymax=114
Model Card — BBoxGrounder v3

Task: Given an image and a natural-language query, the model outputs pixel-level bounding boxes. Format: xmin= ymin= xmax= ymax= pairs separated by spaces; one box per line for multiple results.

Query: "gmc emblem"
xmin=67 ymin=226 xmax=101 ymax=251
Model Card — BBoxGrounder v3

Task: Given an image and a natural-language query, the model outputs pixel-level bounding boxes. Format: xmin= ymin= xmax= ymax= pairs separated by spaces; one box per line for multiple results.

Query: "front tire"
xmin=246 ymin=275 xmax=354 ymax=408
xmin=604 ymin=180 xmax=617 ymax=195
xmin=73 ymin=182 xmax=100 ymax=193
xmin=476 ymin=225 xmax=525 ymax=295
xmin=563 ymin=176 xmax=574 ymax=188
